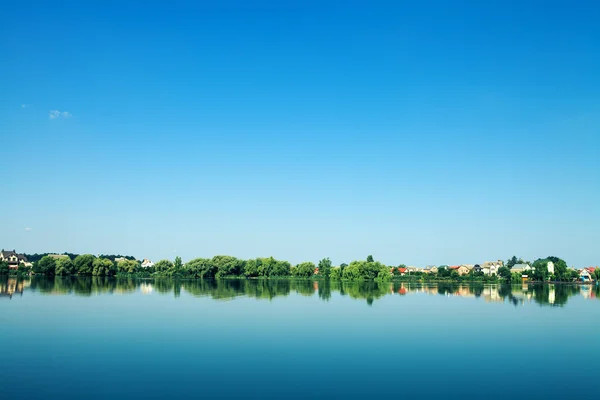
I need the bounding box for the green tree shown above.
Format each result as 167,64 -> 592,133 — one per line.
547,256 -> 568,281
212,255 -> 242,278
498,266 -> 512,282
329,267 -> 342,280
174,256 -> 183,271
531,259 -> 549,281
117,259 -> 139,274
154,259 -> 174,274
74,254 -> 95,275
35,256 -> 57,276
437,266 -> 450,278
55,257 -> 74,276
242,259 -> 259,278
318,258 -> 332,278
93,258 -> 116,276
185,258 -> 216,278
294,262 -> 316,278
506,256 -> 524,269
366,255 -> 374,263
0,261 -> 9,275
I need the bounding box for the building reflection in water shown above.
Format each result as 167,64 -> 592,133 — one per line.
2,276 -> 599,307
0,278 -> 29,299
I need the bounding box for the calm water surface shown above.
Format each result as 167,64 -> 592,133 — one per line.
2,277 -> 599,399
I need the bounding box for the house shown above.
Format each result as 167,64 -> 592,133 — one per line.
547,261 -> 555,275
115,257 -> 127,263
48,254 -> 69,259
423,265 -> 438,274
585,267 -> 596,277
449,266 -> 469,276
579,269 -> 593,282
140,259 -> 154,269
0,250 -> 29,269
472,265 -> 483,273
398,267 -> 408,276
511,264 -> 532,273
482,260 -> 504,276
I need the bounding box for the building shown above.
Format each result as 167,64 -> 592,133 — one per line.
423,265 -> 438,274
547,261 -> 555,275
511,264 -> 532,273
482,260 -> 504,276
472,265 -> 483,273
0,250 -> 29,269
449,266 -> 469,276
48,254 -> 69,260
115,257 -> 127,263
140,259 -> 154,269
579,269 -> 593,282
398,267 -> 408,276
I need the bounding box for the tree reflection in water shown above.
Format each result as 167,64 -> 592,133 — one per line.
3,276 -> 598,307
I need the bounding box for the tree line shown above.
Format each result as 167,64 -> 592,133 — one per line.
2,253 -> 597,283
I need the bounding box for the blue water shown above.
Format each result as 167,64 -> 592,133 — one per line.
1,278 -> 599,399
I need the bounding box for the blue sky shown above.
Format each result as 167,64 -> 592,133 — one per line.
1,1 -> 599,267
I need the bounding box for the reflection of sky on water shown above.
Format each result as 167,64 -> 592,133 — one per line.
1,277 -> 599,400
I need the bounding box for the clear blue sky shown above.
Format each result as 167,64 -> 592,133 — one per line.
1,1 -> 599,268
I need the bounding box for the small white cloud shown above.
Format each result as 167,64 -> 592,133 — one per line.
49,110 -> 72,119
25,227 -> 32,232
21,104 -> 29,108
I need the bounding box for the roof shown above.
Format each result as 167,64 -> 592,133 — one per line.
1,250 -> 17,257
398,267 -> 407,273
449,266 -> 461,270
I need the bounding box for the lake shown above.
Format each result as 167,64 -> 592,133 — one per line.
1,277 -> 599,399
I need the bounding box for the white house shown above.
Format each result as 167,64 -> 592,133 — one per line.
141,259 -> 154,268
579,269 -> 592,282
547,261 -> 555,275
482,260 -> 504,276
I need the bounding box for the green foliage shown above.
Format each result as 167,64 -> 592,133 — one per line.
154,259 -> 174,274
185,258 -> 216,278
498,266 -> 512,281
293,262 -> 316,278
92,258 -> 116,276
256,257 -> 290,277
34,256 -> 57,276
329,267 -> 342,280
342,260 -> 389,281
366,255 -> 374,263
74,254 -> 95,276
212,255 -> 243,278
242,259 -> 259,278
174,256 -> 183,271
506,256 -> 525,269
531,259 -> 549,281
0,261 -> 9,275
318,258 -> 332,278
117,259 -> 139,274
55,257 -> 74,276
